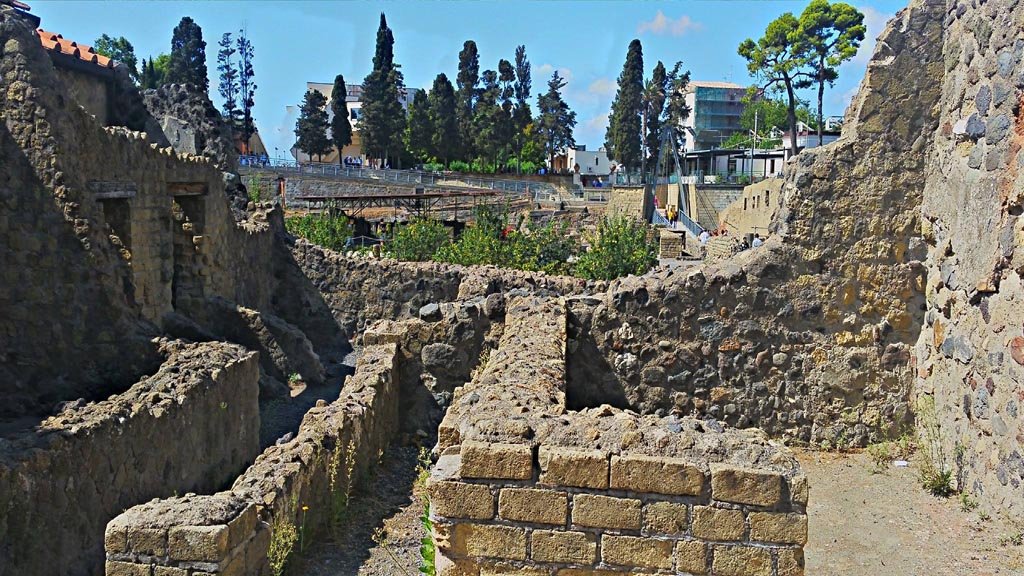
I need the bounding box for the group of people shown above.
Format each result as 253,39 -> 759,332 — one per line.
698,227 -> 764,255
239,153 -> 270,167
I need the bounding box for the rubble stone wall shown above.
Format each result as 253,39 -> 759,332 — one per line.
104,338 -> 403,576
0,341 -> 260,576
718,179 -> 784,237
914,0 -> 1024,516
430,297 -> 806,576
565,0 -> 946,447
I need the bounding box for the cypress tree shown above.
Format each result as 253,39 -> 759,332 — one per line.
360,13 -> 406,167
166,17 -> 208,92
428,73 -> 459,167
216,32 -> 238,127
605,39 -> 644,173
236,30 -> 257,153
662,61 -> 692,172
405,89 -> 433,162
330,74 -> 353,165
643,61 -> 668,175
455,40 -> 480,161
295,89 -> 331,162
473,69 -> 502,168
537,71 -> 577,169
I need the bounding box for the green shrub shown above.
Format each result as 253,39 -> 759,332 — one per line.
448,160 -> 471,173
390,219 -> 450,261
433,206 -> 574,274
285,211 -> 353,252
917,395 -> 955,497
422,162 -> 444,172
574,215 -> 659,280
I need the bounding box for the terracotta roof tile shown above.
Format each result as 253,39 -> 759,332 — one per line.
36,28 -> 113,69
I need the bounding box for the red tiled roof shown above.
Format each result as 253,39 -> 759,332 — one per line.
37,29 -> 113,69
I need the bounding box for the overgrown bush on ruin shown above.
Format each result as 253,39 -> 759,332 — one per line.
389,218 -> 450,261
286,211 -> 354,251
433,207 -> 575,274
573,214 -> 659,280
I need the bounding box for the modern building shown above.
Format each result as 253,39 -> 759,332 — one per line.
780,122 -> 841,152
289,81 -> 418,164
680,81 -> 747,152
550,145 -> 612,186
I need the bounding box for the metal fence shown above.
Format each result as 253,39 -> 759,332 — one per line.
240,157 -> 557,197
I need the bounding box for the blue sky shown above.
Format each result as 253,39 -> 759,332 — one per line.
34,0 -> 905,157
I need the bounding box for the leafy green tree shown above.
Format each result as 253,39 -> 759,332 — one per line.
295,89 -> 331,162
519,122 -> 546,166
799,0 -> 865,145
642,61 -> 667,176
574,215 -> 658,280
455,40 -> 480,161
167,17 -> 208,93
285,212 -> 353,251
738,13 -> 814,157
236,30 -> 257,152
660,61 -> 691,170
472,69 -> 503,169
606,39 -> 644,173
720,90 -> 817,149
94,34 -> 139,83
537,71 -> 577,170
360,13 -> 406,167
141,54 -> 171,90
428,73 -> 459,167
216,33 -> 238,126
330,74 -> 353,164
405,89 -> 433,162
390,219 -> 450,261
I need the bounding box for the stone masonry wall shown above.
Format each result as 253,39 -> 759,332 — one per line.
0,340 -> 260,576
430,297 -> 806,576
565,0 -> 946,447
914,0 -> 1024,516
104,336 -> 403,575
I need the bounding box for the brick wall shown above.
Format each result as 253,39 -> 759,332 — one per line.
0,341 -> 260,576
429,443 -> 807,576
430,296 -> 807,576
103,335 -> 404,575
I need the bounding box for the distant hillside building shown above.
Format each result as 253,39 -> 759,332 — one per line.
550,145 -> 612,186
290,81 -> 417,164
680,81 -> 747,152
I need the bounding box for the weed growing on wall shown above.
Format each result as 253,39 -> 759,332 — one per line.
415,447 -> 436,576
247,175 -> 266,203
268,517 -> 299,576
328,438 -> 358,540
917,395 -> 955,496
285,211 -> 354,252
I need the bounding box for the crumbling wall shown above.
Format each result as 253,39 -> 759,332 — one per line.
566,0 -> 946,446
104,337 -> 403,575
431,297 -> 807,576
0,341 -> 260,576
915,0 -> 1024,516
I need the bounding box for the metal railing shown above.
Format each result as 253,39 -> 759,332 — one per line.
240,157 -> 557,197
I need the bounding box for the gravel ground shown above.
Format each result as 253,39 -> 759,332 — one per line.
798,449 -> 1024,576
259,358 -> 355,451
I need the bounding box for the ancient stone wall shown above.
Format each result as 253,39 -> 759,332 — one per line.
0,340 -> 260,576
719,179 -> 784,237
914,0 -> 1024,516
431,297 -> 806,576
565,0 -> 946,447
104,338 -> 403,575
54,66 -> 110,125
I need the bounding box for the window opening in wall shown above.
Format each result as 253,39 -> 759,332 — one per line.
171,196 -> 206,313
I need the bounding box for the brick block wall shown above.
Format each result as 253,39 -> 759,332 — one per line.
428,442 -> 807,576
103,338 -> 403,575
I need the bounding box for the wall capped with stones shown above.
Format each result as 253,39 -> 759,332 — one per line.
914,0 -> 1024,517
0,340 -> 260,576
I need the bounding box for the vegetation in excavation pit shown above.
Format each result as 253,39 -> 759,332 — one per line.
286,211 -> 354,252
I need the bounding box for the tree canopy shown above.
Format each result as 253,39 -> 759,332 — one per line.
236,30 -> 257,151
295,89 -> 331,162
605,39 -> 644,172
360,13 -> 407,166
798,0 -> 864,145
140,54 -> 169,90
405,88 -> 433,162
537,71 -> 576,169
428,73 -> 459,166
166,17 -> 208,93
455,40 -> 480,161
330,74 -> 353,164
216,33 -> 238,125
94,35 -> 139,83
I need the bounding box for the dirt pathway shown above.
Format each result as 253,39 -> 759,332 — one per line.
798,449 -> 1024,576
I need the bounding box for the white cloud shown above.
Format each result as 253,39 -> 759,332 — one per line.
537,63 -> 573,83
637,11 -> 701,37
849,6 -> 893,65
585,113 -> 609,133
588,78 -> 616,97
